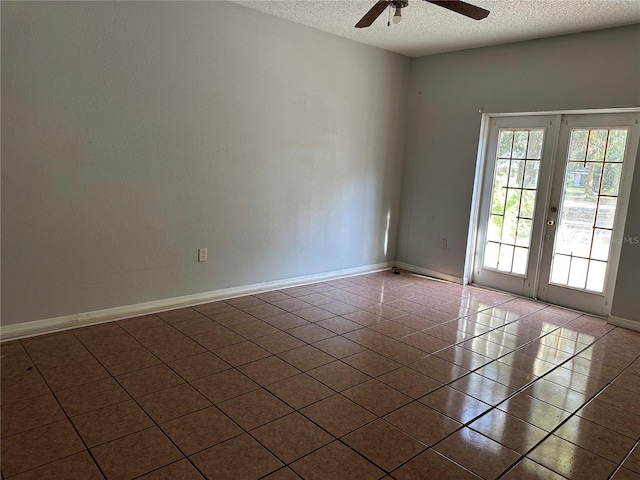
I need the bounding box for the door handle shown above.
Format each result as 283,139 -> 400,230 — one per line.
547,220 -> 556,226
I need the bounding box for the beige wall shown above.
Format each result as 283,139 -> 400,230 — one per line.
1,2 -> 409,325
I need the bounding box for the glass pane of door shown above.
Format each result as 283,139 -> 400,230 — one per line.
483,129 -> 544,275
549,128 -> 628,293
471,115 -> 557,298
536,111 -> 640,316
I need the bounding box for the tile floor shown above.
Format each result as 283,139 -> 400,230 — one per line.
2,270 -> 640,479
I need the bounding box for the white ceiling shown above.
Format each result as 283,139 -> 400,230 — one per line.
231,0 -> 640,57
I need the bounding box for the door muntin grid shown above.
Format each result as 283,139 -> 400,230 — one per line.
550,128 -> 629,293
483,129 -> 544,276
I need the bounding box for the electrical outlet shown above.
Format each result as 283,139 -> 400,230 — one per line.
198,248 -> 207,262
440,238 -> 448,251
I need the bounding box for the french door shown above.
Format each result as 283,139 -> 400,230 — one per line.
472,111 -> 640,316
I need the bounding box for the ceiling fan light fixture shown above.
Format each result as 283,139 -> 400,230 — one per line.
392,6 -> 402,24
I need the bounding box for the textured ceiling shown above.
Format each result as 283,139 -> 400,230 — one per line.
231,0 -> 640,57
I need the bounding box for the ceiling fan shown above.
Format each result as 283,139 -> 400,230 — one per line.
355,0 -> 489,28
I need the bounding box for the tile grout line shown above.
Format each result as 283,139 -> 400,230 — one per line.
4,273 -> 639,479
62,317 -> 217,480
490,332 -> 640,480
134,284 -> 527,477
607,439 -> 640,480
9,341 -> 111,480
374,312 -> 629,477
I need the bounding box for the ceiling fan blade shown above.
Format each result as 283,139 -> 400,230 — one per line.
355,0 -> 392,28
427,1 -> 489,20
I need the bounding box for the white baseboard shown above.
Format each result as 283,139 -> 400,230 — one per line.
608,314 -> 640,331
393,262 -> 464,285
0,262 -> 393,341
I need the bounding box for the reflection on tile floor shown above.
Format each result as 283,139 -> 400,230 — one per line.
2,270 -> 640,479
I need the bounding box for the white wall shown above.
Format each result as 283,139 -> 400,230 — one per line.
1,2 -> 409,326
397,25 -> 640,319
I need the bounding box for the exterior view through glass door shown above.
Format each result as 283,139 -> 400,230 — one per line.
471,111 -> 639,316
472,115 -> 558,299
537,113 -> 640,315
